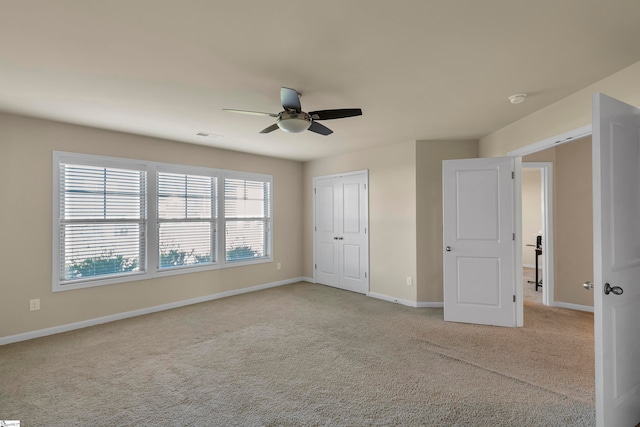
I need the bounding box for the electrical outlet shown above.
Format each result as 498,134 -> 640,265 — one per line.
406,276 -> 413,286
277,262 -> 281,270
30,298 -> 40,311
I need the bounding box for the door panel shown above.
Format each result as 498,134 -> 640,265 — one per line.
456,169 -> 500,240
613,296 -> 640,399
457,257 -> 500,306
343,244 -> 361,279
593,93 -> 640,426
443,157 -> 517,327
342,182 -> 361,234
609,122 -> 640,271
318,186 -> 335,232
318,242 -> 336,273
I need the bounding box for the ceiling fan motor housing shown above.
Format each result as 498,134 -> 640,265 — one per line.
277,111 -> 312,133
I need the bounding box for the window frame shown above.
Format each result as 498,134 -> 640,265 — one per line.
155,165 -> 219,272
52,151 -> 273,292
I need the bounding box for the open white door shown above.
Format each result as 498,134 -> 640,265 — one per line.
443,157 -> 519,327
592,93 -> 640,427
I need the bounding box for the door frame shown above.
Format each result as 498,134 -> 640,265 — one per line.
312,169 -> 370,288
521,162 -> 554,307
508,124 -> 592,157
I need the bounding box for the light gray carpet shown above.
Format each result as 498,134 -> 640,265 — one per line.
0,279 -> 594,426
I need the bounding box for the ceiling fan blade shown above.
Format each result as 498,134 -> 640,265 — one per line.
281,87 -> 301,112
308,121 -> 333,136
259,123 -> 280,134
223,109 -> 278,118
309,108 -> 362,120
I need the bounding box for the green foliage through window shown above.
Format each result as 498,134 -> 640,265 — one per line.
159,247 -> 211,268
68,251 -> 138,279
226,245 -> 258,261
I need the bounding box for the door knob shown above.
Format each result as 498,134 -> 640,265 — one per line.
338,237 -> 344,240
604,283 -> 623,295
583,281 -> 594,290
445,246 -> 451,252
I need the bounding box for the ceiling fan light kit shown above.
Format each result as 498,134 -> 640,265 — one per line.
223,87 -> 362,136
277,111 -> 312,133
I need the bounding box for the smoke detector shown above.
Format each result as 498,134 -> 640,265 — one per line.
508,94 -> 528,104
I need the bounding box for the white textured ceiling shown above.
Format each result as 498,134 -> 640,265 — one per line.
1,1 -> 640,161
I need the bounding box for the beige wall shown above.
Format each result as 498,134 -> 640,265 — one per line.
479,61 -> 640,158
303,141 -> 418,302
0,113 -> 304,339
554,138 -> 593,306
303,139 -> 478,305
522,137 -> 593,307
521,169 -> 542,266
416,140 -> 478,302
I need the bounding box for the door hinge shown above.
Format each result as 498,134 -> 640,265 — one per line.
513,233 -> 515,241
365,272 -> 367,278
314,188 -> 316,194
315,264 -> 317,269
512,171 -> 515,179
365,227 -> 367,234
315,226 -> 317,231
364,183 -> 367,190
513,295 -> 516,302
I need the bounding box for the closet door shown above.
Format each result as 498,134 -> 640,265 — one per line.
315,177 -> 339,287
314,171 -> 369,294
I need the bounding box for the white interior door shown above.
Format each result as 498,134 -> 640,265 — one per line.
443,157 -> 518,327
592,93 -> 640,427
314,171 -> 369,294
315,179 -> 339,287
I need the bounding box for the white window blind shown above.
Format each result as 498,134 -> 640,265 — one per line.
157,172 -> 217,269
224,177 -> 271,262
59,163 -> 146,283
54,152 -> 274,290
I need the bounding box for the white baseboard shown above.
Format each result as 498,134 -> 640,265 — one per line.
0,277 -> 305,346
368,292 -> 444,308
368,292 -> 417,307
416,302 -> 444,308
366,292 -> 435,308
552,302 -> 594,313
300,276 -> 315,283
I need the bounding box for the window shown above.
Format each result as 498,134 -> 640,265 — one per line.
224,176 -> 272,262
157,171 -> 217,269
53,152 -> 272,291
57,161 -> 146,285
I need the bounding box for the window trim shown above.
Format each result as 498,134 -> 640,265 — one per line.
52,151 -> 273,292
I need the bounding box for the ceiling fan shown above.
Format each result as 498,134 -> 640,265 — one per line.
223,87 -> 362,136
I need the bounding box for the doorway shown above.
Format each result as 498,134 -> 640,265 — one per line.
521,162 -> 553,307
